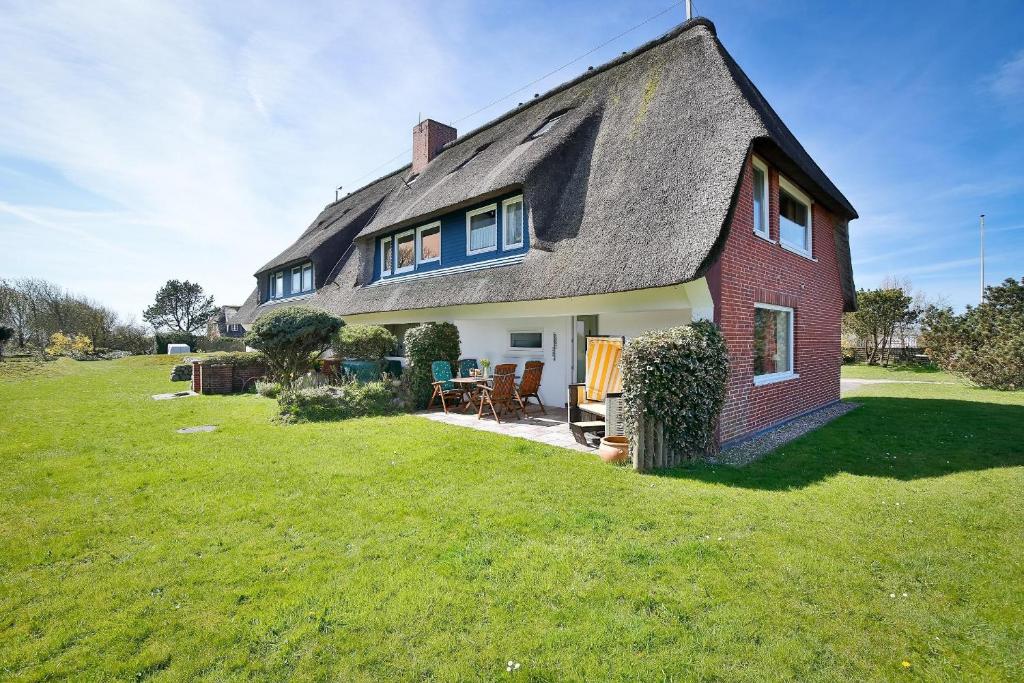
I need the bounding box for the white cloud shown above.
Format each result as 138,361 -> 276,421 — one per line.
0,0 -> 468,316
990,48 -> 1024,100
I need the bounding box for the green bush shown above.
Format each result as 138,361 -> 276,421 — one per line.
255,380 -> 282,398
332,324 -> 396,361
620,321 -> 729,461
196,336 -> 246,353
278,381 -> 396,422
244,306 -> 342,386
195,351 -> 266,367
921,277 -> 1024,390
404,322 -> 460,409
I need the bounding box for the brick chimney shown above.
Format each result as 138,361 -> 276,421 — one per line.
412,119 -> 457,174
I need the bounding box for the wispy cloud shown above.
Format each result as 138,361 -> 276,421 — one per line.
989,48 -> 1024,100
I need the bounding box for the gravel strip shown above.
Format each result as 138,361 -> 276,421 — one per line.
711,401 -> 860,467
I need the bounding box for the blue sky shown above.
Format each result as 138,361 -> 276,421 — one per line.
1,0 -> 1022,319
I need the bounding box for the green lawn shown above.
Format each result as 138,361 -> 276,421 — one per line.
2,357 -> 1022,681
841,362 -> 957,383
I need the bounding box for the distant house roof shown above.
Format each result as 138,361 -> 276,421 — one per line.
236,17 -> 856,324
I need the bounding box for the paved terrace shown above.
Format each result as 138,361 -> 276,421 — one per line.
418,406 -> 592,453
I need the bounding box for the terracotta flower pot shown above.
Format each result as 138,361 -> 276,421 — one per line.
598,435 -> 630,464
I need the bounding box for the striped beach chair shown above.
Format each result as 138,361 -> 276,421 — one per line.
568,336 -> 625,445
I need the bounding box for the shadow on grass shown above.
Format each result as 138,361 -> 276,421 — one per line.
663,397 -> 1024,490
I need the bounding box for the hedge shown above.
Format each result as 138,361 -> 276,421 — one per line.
332,324 -> 396,361
194,351 -> 267,367
620,321 -> 729,462
404,323 -> 460,409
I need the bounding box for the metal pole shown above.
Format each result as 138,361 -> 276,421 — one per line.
686,0 -> 692,20
980,213 -> 985,304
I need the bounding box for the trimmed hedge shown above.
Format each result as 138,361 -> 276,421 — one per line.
404,323 -> 460,409
332,324 -> 396,361
620,321 -> 729,461
194,351 -> 266,367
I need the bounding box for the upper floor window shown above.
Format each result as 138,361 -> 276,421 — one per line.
753,303 -> 795,385
381,236 -> 393,276
778,176 -> 812,256
270,271 -> 284,299
302,263 -> 313,291
502,195 -> 524,250
752,157 -> 769,238
466,204 -> 498,255
395,230 -> 415,274
417,222 -> 441,264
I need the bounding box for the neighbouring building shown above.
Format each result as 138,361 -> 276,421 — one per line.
233,18 -> 858,446
208,305 -> 245,339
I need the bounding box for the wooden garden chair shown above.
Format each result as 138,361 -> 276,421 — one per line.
515,362 -> 545,415
493,363 -> 517,376
477,372 -> 521,423
427,361 -> 463,413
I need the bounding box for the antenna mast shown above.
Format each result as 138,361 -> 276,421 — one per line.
979,213 -> 986,304
686,0 -> 692,20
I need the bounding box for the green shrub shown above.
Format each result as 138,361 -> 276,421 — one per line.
255,380 -> 281,398
195,351 -> 266,367
620,321 -> 729,461
332,324 -> 396,361
244,306 -> 343,387
196,336 -> 246,353
278,381 -> 396,422
404,322 -> 460,409
921,277 -> 1024,390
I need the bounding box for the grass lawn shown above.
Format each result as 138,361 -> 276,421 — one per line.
2,356 -> 1022,681
841,362 -> 957,383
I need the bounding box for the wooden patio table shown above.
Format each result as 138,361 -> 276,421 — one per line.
451,376 -> 519,414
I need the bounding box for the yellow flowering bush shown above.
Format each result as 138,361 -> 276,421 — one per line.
46,332 -> 93,357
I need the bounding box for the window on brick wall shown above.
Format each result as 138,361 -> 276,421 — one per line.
778,176 -> 813,256
752,157 -> 769,238
753,304 -> 796,385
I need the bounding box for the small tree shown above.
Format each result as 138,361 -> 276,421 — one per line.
404,323 -> 460,409
244,306 -> 343,387
921,277 -> 1024,390
0,326 -> 13,360
143,280 -> 218,334
843,287 -> 916,365
332,324 -> 397,360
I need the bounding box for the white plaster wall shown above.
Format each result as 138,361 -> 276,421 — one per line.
598,309 -> 693,339
454,316 -> 573,408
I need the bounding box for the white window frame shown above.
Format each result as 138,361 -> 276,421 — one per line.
778,175 -> 813,258
301,263 -> 313,291
752,156 -> 770,240
394,229 -> 416,274
291,266 -> 302,294
274,271 -> 284,299
501,195 -> 525,250
380,236 -> 393,277
508,330 -> 543,352
416,221 -> 442,265
752,303 -> 798,386
465,203 -> 498,256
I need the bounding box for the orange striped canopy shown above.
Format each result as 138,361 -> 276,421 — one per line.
585,337 -> 623,402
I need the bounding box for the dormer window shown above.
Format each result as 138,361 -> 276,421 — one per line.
270,271 -> 284,299
528,110 -> 568,140
502,195 -> 524,250
395,230 -> 416,274
466,204 -> 498,255
381,236 -> 393,276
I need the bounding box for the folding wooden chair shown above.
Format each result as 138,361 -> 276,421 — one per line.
427,361 -> 463,413
516,362 -> 545,415
478,372 -> 521,423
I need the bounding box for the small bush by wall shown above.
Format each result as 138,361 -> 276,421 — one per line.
278,381 -> 396,422
194,351 -> 266,367
196,336 -> 246,353
332,324 -> 397,361
621,321 -> 729,466
404,323 -> 460,409
244,306 -> 342,386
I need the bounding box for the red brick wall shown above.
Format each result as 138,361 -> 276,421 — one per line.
201,364 -> 233,395
708,153 -> 844,444
192,362 -> 267,394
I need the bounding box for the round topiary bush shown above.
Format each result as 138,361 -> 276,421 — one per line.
620,321 -> 729,463
244,306 -> 343,387
332,324 -> 397,361
404,322 -> 460,409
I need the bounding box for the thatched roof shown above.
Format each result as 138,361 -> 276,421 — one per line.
235,17 -> 857,324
